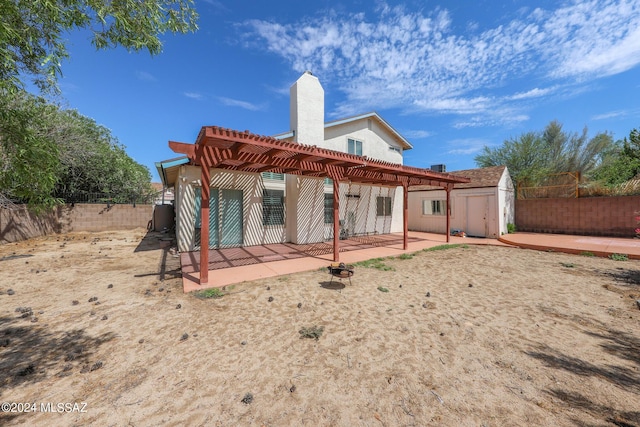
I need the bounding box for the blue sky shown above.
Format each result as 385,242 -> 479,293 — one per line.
56,0 -> 640,181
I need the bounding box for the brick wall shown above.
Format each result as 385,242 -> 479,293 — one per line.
0,204 -> 154,244
515,196 -> 640,237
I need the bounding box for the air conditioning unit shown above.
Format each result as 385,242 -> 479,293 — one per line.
430,164 -> 446,173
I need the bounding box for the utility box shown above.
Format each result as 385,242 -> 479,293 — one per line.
153,204 -> 175,232
430,164 -> 446,173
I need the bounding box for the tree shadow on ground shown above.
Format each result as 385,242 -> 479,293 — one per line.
527,328 -> 640,426
584,329 -> 640,369
546,389 -> 640,427
526,333 -> 639,393
0,315 -> 115,394
599,267 -> 640,288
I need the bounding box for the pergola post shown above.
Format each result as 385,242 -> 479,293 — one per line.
446,184 -> 452,243
402,183 -> 409,250
332,178 -> 340,262
199,163 -> 212,285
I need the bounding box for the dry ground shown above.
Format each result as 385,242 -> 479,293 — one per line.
0,229 -> 639,426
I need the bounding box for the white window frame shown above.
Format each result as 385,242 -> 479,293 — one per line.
262,189 -> 285,226
422,199 -> 448,216
376,196 -> 392,217
324,193 -> 334,224
261,172 -> 284,181
347,138 -> 363,156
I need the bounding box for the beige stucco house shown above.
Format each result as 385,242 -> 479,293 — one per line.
157,72 -> 423,252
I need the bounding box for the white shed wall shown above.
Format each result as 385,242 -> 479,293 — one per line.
408,187 -> 502,238
497,171 -> 516,234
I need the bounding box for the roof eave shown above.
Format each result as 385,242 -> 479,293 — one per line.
155,156 -> 190,187
324,112 -> 413,150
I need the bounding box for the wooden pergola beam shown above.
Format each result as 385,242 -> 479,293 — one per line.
169,126 -> 470,287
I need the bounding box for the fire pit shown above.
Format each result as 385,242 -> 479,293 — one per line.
327,262 -> 354,286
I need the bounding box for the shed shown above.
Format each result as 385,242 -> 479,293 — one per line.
408,166 -> 515,238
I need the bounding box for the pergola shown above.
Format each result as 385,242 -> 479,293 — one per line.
170,126 -> 470,286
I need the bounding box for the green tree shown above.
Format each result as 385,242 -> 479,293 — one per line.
1,0 -> 198,93
591,128 -> 640,186
1,89 -> 153,206
53,109 -> 153,201
475,120 -> 613,186
0,89 -> 62,208
474,131 -> 549,185
0,0 -> 197,208
541,120 -> 612,175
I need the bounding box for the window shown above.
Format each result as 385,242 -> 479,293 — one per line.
376,196 -> 392,217
263,189 -> 284,225
324,177 -> 333,186
348,138 -> 363,156
389,146 -> 401,154
324,193 -> 334,224
422,200 -> 446,215
262,172 -> 284,181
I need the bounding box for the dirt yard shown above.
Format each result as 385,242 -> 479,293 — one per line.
0,229 -> 639,426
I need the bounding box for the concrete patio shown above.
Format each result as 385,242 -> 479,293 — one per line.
178,231 -> 640,292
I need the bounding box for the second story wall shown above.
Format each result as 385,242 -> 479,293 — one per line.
323,118 -> 404,164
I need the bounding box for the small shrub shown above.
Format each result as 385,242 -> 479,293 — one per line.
195,288 -> 225,299
299,326 -> 324,340
424,244 -> 463,252
377,286 -> 389,293
609,253 -> 628,261
580,251 -> 595,257
354,258 -> 394,271
507,223 -> 516,234
397,253 -> 414,260
560,262 -> 575,268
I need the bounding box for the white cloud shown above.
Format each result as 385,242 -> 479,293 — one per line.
244,0 -> 640,125
202,0 -> 230,12
264,83 -> 290,97
218,97 -> 264,111
447,138 -> 491,155
541,0 -> 640,79
413,96 -> 492,115
591,110 -> 627,120
184,92 -> 204,100
136,71 -> 157,82
453,111 -> 529,129
402,129 -> 432,139
508,87 -> 555,100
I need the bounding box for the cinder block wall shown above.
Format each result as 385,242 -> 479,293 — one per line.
1,204 -> 154,244
515,196 -> 640,237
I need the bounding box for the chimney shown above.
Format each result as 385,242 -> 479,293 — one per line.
290,71 -> 324,145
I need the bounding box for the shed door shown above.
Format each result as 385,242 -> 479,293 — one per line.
466,196 -> 488,237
